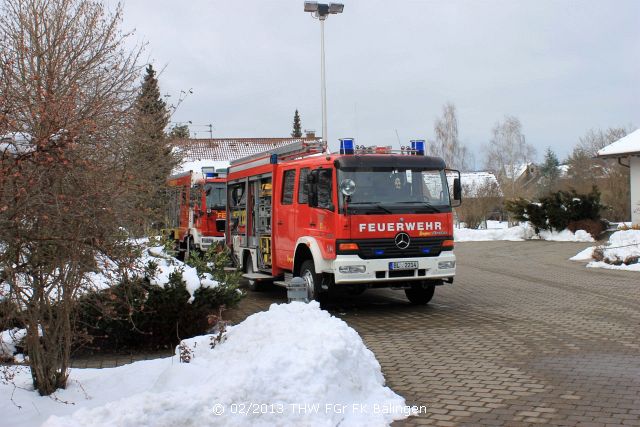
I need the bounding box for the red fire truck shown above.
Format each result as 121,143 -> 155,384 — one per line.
226,139 -> 461,304
165,166 -> 227,257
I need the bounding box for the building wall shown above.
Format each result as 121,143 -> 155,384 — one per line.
631,156 -> 640,225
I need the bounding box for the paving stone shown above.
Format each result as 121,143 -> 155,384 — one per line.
72,241 -> 640,427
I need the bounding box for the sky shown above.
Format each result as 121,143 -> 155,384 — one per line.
120,0 -> 639,169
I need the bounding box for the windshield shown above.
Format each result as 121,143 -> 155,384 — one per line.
337,168 -> 451,213
205,183 -> 226,209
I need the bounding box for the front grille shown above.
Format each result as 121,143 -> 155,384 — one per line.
338,237 -> 447,259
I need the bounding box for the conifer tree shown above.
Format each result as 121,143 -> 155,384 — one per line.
291,109 -> 302,138
127,65 -> 180,234
136,65 -> 170,140
538,147 -> 560,196
170,124 -> 190,139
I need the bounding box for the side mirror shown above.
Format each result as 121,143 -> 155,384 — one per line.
446,169 -> 462,207
453,178 -> 462,201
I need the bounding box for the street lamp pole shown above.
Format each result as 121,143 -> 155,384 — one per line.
320,18 -> 327,150
304,2 -> 344,151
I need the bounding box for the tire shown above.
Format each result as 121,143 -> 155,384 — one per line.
300,260 -> 324,302
244,253 -> 262,291
405,282 -> 436,305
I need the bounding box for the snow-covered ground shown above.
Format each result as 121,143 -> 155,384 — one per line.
454,222 -> 594,243
0,242 -> 223,363
1,302 -> 413,427
570,230 -> 640,272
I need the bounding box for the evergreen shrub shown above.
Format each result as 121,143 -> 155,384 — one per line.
77,245 -> 242,351
505,186 -> 606,238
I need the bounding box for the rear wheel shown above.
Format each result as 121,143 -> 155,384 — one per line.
405,282 -> 436,305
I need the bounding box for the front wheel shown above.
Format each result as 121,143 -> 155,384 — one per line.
299,260 -> 325,302
405,282 -> 436,305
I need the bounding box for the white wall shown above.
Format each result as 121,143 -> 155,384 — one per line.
631,156 -> 640,225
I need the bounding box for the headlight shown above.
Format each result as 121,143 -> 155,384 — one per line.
339,265 -> 366,274
438,261 -> 456,269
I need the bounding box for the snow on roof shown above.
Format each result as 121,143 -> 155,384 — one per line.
459,171 -> 502,197
0,133 -> 34,155
597,129 -> 640,158
176,137 -> 321,162
557,164 -> 569,178
173,159 -> 230,175
503,163 -> 532,180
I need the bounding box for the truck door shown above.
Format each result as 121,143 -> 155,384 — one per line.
274,169 -> 296,270
306,167 -> 337,253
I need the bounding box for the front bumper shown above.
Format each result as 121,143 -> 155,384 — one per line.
329,252 -> 456,285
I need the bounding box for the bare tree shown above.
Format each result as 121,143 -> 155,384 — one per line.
566,127 -> 630,221
484,115 -> 536,199
0,0 -> 143,395
428,103 -> 469,170
456,178 -> 503,229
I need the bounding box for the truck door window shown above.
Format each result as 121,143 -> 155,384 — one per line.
281,169 -> 296,205
316,168 -> 334,211
298,168 -> 310,204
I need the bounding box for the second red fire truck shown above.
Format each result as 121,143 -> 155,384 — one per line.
226,139 -> 461,304
165,165 -> 228,257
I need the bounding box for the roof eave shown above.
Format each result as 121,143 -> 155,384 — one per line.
597,151 -> 640,159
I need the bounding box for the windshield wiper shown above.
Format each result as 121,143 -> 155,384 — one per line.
392,201 -> 442,213
347,202 -> 392,214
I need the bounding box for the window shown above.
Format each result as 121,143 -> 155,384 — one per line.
281,169 -> 296,205
316,168 -> 333,210
336,168 -> 450,213
298,168 -> 310,204
204,183 -> 226,209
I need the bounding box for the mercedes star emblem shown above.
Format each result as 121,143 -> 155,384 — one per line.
395,232 -> 410,249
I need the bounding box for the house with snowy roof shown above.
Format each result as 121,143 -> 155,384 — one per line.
597,129 -> 640,225
173,131 -> 321,174
460,171 -> 502,198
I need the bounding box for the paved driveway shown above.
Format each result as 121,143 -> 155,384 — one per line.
228,241 -> 640,426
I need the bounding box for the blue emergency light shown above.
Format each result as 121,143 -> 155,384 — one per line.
339,138 -> 355,155
410,140 -> 425,156
201,167 -> 216,178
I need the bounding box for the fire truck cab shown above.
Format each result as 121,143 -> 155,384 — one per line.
226,139 -> 461,304
165,166 -> 227,256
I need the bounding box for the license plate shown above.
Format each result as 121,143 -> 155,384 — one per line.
389,261 -> 419,270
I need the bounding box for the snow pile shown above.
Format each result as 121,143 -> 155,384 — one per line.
143,245 -> 219,302
0,302 -> 411,427
85,242 -> 220,302
570,230 -> 640,272
539,229 -> 594,242
455,223 -> 595,243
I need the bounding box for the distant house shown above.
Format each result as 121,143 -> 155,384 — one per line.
504,163 -> 539,195
175,131 -> 320,163
172,131 -> 321,174
455,171 -> 504,226
597,129 -> 640,225
460,171 -> 502,198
